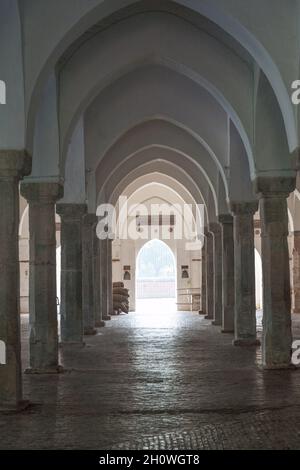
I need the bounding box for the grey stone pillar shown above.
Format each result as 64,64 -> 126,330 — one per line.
256,177 -> 295,369
205,231 -> 214,320
21,182 -> 63,373
82,214 -> 97,335
200,235 -> 207,315
93,228 -> 105,327
100,239 -> 111,321
209,223 -> 222,326
107,239 -> 114,316
219,215 -> 235,333
231,202 -> 259,346
292,231 -> 300,314
56,203 -> 86,344
0,151 -> 31,409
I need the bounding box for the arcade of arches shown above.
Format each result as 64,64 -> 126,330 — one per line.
2,0 -> 300,449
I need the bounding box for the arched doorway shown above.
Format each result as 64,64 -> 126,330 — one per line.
255,249 -> 263,311
255,248 -> 263,331
136,239 -> 176,311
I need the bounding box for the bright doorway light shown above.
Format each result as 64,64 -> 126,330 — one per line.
136,240 -> 176,309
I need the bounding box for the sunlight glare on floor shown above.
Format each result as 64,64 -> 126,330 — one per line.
132,298 -> 190,328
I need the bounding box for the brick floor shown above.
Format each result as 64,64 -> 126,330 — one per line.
1,305 -> 300,449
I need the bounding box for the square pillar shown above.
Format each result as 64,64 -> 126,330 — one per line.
0,150 -> 31,409
107,239 -> 114,317
292,231 -> 300,313
100,238 -> 111,321
204,231 -> 214,320
82,214 -> 97,335
56,203 -> 87,344
255,177 -> 295,369
200,234 -> 207,315
93,228 -> 105,327
231,202 -> 259,347
208,222 -> 222,326
219,214 -> 235,333
21,181 -> 63,374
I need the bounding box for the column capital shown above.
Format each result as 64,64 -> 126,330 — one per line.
56,203 -> 87,221
208,222 -> 221,234
218,214 -> 233,225
82,213 -> 97,227
254,176 -> 296,198
230,201 -> 258,215
0,150 -> 32,178
21,181 -> 63,203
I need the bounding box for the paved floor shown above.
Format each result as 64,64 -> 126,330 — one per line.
1,300 -> 300,450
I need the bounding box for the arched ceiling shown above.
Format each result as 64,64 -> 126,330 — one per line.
116,181 -> 200,241
108,163 -> 209,225
1,1 -> 296,214
114,173 -> 203,232
96,146 -> 221,222
19,0 -> 298,155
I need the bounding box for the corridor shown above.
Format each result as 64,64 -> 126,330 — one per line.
1,310 -> 300,450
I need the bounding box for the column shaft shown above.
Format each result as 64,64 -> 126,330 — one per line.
93,229 -> 105,327
82,214 -> 97,335
209,223 -> 222,326
219,215 -> 235,333
100,239 -> 111,321
200,238 -> 207,315
107,239 -> 113,316
256,177 -> 295,368
205,232 -> 214,320
57,204 -> 86,344
0,151 -> 31,408
293,231 -> 300,313
231,202 -> 259,346
21,182 -> 63,373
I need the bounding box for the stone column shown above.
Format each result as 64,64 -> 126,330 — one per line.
230,202 -> 259,346
292,231 -> 300,314
209,223 -> 222,326
200,235 -> 207,315
255,177 -> 295,369
107,239 -> 114,317
205,231 -> 214,320
21,182 -> 63,373
93,227 -> 105,327
0,151 -> 31,409
82,214 -> 97,335
100,238 -> 111,321
56,203 -> 86,344
219,215 -> 235,333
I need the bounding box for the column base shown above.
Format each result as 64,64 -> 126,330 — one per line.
260,362 -> 297,371
221,328 -> 234,334
292,309 -> 300,314
0,400 -> 31,413
95,321 -> 106,328
60,341 -> 85,348
211,320 -> 221,326
103,315 -> 111,321
204,314 -> 213,320
25,365 -> 65,375
84,327 -> 97,336
198,311 -> 206,315
233,338 -> 261,347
